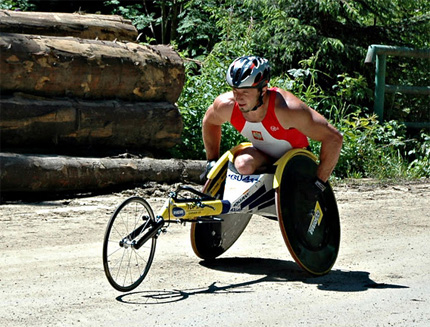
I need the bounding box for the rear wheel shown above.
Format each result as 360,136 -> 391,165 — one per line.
102,197 -> 157,292
275,150 -> 340,275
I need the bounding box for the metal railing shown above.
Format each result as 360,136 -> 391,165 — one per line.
364,44 -> 430,128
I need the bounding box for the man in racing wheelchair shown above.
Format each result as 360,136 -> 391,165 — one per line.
195,56 -> 343,274
202,55 -> 343,193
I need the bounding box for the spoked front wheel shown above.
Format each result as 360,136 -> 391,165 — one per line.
102,196 -> 159,292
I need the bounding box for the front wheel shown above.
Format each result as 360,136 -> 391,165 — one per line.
102,197 -> 157,292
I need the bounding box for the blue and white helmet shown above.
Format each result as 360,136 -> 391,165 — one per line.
226,56 -> 270,89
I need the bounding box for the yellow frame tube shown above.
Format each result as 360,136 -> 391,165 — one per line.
157,198 -> 227,221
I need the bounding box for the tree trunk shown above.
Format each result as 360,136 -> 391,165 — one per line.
0,153 -> 205,195
0,9 -> 138,41
0,94 -> 183,153
0,33 -> 185,103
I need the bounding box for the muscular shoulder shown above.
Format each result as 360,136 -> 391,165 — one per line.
273,88 -> 311,129
204,91 -> 235,126
273,88 -> 304,109
212,91 -> 235,122
213,91 -> 235,111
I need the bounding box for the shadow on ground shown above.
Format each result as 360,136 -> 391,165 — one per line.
116,257 -> 408,304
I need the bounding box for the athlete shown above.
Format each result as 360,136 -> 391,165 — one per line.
202,56 -> 343,193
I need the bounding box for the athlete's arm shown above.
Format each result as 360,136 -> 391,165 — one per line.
276,91 -> 343,182
202,93 -> 234,161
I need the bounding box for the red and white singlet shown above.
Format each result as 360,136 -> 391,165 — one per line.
230,87 -> 309,158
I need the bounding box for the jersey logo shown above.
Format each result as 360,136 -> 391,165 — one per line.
252,131 -> 264,140
270,126 -> 279,132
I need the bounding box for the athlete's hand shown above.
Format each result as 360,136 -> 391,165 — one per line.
200,160 -> 217,181
303,177 -> 327,201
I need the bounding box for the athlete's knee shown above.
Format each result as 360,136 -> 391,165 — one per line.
234,154 -> 256,175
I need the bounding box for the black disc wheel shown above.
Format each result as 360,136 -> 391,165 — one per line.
276,150 -> 341,275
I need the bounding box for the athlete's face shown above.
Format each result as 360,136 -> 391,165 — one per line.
232,88 -> 260,112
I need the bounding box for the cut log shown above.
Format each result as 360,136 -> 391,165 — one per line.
0,94 -> 183,153
0,10 -> 138,41
0,33 -> 185,103
0,153 -> 205,195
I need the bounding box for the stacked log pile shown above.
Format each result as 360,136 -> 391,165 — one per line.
0,10 -> 185,152
0,10 -> 139,40
0,10 -> 202,196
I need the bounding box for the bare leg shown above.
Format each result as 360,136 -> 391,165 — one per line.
234,147 -> 273,175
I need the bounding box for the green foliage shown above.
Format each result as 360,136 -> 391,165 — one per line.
103,0 -> 220,54
104,0 -> 154,41
407,132 -> 430,177
0,0 -> 35,10
337,115 -> 407,179
340,119 -> 430,180
176,0 -> 221,57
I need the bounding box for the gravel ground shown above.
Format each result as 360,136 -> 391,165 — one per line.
1,180 -> 429,326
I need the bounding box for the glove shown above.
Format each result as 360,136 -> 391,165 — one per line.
314,177 -> 327,194
200,160 -> 217,181
302,177 -> 327,201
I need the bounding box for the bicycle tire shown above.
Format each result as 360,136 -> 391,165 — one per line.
102,196 -> 157,292
275,150 -> 341,275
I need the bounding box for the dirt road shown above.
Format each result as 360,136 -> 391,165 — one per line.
1,180 -> 429,326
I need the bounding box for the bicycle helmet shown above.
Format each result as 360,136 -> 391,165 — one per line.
226,56 -> 270,89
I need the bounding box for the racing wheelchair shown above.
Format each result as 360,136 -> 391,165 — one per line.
102,143 -> 340,292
